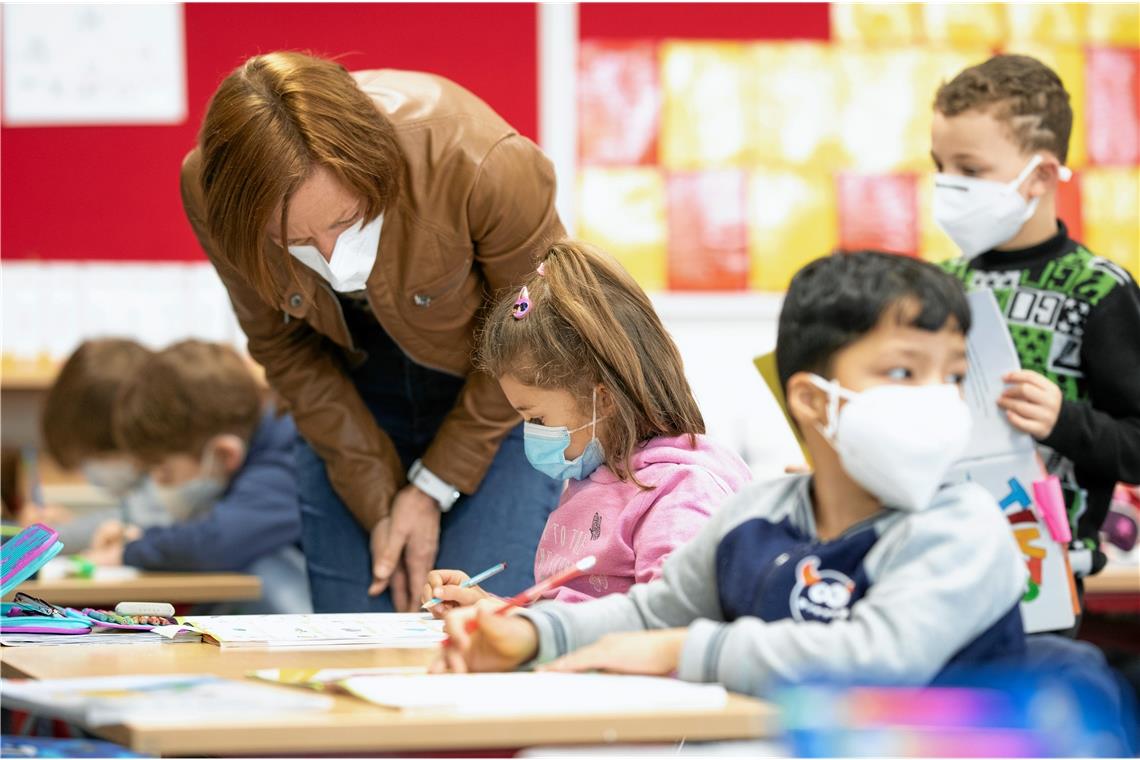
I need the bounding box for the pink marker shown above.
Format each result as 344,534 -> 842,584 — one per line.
1033,475 -> 1071,543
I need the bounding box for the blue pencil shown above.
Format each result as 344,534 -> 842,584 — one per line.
421,561 -> 507,609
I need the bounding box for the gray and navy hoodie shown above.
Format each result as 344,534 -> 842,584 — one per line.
519,474 -> 1028,698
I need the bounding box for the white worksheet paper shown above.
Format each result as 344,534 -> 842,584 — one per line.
339,672 -> 728,715
179,612 -> 446,648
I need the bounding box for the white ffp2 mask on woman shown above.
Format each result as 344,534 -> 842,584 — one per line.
288,214 -> 383,293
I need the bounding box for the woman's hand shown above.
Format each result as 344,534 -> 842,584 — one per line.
369,484 -> 441,610
538,629 -> 688,676
430,600 -> 539,673
421,569 -> 491,619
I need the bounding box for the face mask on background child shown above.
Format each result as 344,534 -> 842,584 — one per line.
287,214 -> 382,293
524,389 -> 606,481
81,459 -> 141,497
809,375 -> 972,511
155,448 -> 230,522
933,155 -> 1070,259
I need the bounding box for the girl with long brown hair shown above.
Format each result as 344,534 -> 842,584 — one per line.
422,241 -> 751,610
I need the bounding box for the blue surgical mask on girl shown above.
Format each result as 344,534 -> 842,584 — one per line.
523,389 -> 606,481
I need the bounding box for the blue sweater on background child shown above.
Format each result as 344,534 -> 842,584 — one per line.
122,412 -> 309,612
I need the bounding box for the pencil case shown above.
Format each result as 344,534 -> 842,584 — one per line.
0,523 -> 92,634
0,603 -> 91,634
1,523 -> 63,592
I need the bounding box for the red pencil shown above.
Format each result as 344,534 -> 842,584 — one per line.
440,555 -> 598,645
465,554 -> 597,632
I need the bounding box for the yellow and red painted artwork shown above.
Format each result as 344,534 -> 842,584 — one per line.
577,3 -> 1140,292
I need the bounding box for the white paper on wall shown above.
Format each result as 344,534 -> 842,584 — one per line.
2,4 -> 186,126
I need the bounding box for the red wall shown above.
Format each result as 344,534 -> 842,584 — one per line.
1,3 -> 539,262
579,3 -> 830,40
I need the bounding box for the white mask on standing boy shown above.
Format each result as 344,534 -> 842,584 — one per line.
933,155 -> 1071,259
288,214 -> 383,293
809,375 -> 972,511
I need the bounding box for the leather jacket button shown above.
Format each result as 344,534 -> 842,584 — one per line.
413,294 -> 432,307
289,293 -> 304,309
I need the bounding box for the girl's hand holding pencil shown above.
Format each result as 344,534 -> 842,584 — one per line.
420,562 -> 504,618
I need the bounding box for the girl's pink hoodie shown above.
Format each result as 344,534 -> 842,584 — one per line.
534,434 -> 752,603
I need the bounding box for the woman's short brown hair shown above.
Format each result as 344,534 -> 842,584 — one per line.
113,340 -> 264,465
478,240 -> 705,487
41,338 -> 153,468
198,51 -> 405,303
934,54 -> 1073,163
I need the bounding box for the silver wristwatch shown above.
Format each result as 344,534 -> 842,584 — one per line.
407,459 -> 462,512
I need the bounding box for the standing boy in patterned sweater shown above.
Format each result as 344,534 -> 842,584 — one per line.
932,54 -> 1140,581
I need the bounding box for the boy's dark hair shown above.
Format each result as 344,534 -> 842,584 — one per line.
934,54 -> 1072,163
113,340 -> 264,465
776,252 -> 972,391
42,338 -> 153,468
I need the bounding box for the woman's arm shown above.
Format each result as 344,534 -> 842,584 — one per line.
418,135 -> 565,494
180,150 -> 403,532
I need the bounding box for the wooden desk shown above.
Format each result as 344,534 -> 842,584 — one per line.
5,572 -> 262,607
0,644 -> 775,756
1084,563 -> 1140,614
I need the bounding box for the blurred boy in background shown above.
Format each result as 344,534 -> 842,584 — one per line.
36,339 -> 170,549
86,340 -> 311,614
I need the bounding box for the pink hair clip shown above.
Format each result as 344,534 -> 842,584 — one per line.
512,286 -> 532,319
536,261 -> 546,277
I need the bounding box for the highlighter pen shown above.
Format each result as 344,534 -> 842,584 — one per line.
421,561 -> 507,610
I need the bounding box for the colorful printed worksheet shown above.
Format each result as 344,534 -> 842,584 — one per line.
179,612 -> 445,649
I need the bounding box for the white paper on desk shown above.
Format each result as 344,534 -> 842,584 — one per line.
0,629 -> 200,647
338,672 -> 728,715
0,674 -> 331,727
962,290 -> 1035,460
180,612 -> 445,648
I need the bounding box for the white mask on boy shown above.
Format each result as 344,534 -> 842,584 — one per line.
288,214 -> 383,293
155,446 -> 234,522
933,155 -> 1070,259
809,375 -> 972,511
81,460 -> 141,498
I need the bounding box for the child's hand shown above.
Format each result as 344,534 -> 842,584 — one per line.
89,520 -> 142,549
85,521 -> 141,566
998,370 -> 1063,439
421,569 -> 491,618
430,600 -> 539,674
537,629 -> 688,677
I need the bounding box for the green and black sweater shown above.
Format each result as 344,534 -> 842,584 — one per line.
943,221 -> 1140,575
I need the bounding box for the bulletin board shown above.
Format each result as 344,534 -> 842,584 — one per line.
0,3 -> 539,262
577,3 -> 1140,292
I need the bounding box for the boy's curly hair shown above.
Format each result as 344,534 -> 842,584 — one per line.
935,54 -> 1073,163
